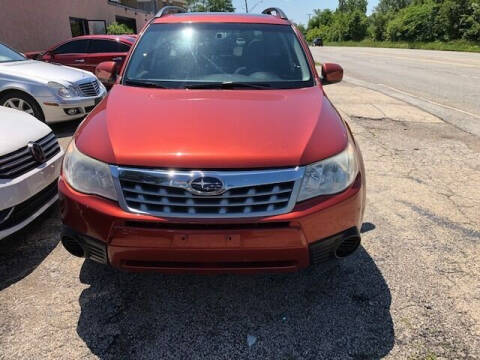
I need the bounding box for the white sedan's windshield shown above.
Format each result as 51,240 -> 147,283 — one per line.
0,44 -> 26,63
124,23 -> 313,89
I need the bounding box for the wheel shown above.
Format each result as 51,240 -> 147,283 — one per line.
0,91 -> 44,121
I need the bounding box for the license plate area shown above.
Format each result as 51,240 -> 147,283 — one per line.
173,233 -> 241,248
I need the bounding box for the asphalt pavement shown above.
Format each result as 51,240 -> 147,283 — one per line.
311,46 -> 480,136
0,48 -> 479,360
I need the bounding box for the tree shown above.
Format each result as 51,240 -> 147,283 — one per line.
296,24 -> 307,37
308,9 -> 334,29
107,22 -> 134,35
338,0 -> 368,14
186,0 -> 235,12
375,0 -> 412,14
461,0 -> 480,40
386,1 -> 440,42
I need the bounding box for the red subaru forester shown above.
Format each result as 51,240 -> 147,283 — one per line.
59,7 -> 366,273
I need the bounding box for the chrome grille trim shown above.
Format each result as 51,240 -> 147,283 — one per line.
77,80 -> 100,97
0,132 -> 61,179
112,166 -> 305,219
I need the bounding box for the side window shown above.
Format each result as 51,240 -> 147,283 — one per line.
88,40 -> 130,53
53,40 -> 89,54
117,42 -> 131,52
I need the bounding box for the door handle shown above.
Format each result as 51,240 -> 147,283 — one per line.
112,57 -> 123,61
74,59 -> 85,63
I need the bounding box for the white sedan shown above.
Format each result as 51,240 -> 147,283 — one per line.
0,107 -> 63,239
0,42 -> 106,123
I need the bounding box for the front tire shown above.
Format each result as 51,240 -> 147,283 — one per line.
0,91 -> 45,122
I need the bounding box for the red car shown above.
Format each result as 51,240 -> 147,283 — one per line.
25,35 -> 136,75
59,7 -> 366,274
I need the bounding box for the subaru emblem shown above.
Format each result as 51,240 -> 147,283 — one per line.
189,176 -> 225,195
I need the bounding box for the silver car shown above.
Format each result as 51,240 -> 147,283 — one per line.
0,42 -> 106,123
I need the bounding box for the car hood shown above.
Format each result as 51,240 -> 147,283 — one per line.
75,85 -> 348,169
0,107 -> 52,155
0,60 -> 93,85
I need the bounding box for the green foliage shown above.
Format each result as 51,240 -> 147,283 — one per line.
386,1 -> 439,42
323,39 -> 480,52
338,0 -> 368,13
296,24 -> 307,37
306,2 -> 368,43
462,0 -> 480,40
306,26 -> 329,42
186,0 -> 234,12
375,0 -> 412,14
107,22 -> 134,35
306,0 -> 480,46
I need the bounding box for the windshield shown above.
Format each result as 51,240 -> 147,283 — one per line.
124,23 -> 313,89
0,43 -> 26,63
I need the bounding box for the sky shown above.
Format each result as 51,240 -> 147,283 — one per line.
231,0 -> 379,25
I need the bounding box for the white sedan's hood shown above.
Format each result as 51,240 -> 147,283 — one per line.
0,60 -> 93,85
0,107 -> 52,155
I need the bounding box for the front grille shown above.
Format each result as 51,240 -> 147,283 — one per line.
0,181 -> 57,231
78,80 -> 100,97
0,132 -> 61,179
114,167 -> 304,218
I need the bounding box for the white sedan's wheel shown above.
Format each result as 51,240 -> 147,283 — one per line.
0,92 -> 44,121
3,98 -> 35,115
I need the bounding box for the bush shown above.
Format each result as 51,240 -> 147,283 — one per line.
107,22 -> 134,35
386,2 -> 439,42
306,26 -> 329,43
462,1 -> 480,40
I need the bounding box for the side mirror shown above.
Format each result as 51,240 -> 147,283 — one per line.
96,61 -> 118,86
321,63 -> 343,85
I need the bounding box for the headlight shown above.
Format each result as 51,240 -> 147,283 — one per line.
48,81 -> 78,98
63,141 -> 118,201
297,141 -> 359,202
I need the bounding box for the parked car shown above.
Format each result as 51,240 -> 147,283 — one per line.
60,7 -> 366,273
25,35 -> 136,76
313,37 -> 323,46
0,107 -> 63,240
0,42 -> 107,123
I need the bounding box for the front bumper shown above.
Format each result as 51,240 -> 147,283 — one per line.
59,173 -> 365,273
38,91 -> 106,124
0,150 -> 63,240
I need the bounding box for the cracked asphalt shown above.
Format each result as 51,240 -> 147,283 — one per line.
1,78 -> 480,358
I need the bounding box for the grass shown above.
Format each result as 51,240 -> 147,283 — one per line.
323,39 -> 480,53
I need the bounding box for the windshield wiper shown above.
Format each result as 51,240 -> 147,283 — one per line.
184,82 -> 272,90
124,79 -> 167,88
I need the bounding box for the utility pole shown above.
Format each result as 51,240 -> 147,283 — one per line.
245,0 -> 248,13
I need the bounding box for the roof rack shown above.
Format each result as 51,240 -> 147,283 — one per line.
262,7 -> 288,20
155,6 -> 187,18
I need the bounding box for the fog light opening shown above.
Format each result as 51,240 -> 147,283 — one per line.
65,108 -> 80,116
335,235 -> 361,258
61,235 -> 85,257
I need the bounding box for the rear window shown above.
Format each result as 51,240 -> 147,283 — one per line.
124,23 -> 313,89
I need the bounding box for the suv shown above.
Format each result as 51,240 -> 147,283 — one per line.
59,7 -> 366,273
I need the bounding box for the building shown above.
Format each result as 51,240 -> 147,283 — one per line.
0,0 -> 187,52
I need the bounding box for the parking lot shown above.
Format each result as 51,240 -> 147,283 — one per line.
1,68 -> 479,359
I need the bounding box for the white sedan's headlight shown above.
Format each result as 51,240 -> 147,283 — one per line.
48,81 -> 79,98
63,141 -> 118,201
297,141 -> 359,202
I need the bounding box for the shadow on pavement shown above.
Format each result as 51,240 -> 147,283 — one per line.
77,246 -> 393,359
0,204 -> 60,291
50,119 -> 82,139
